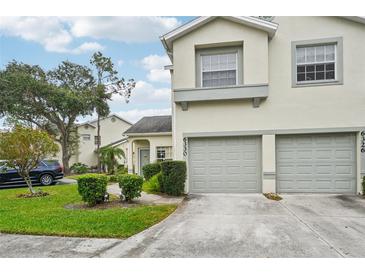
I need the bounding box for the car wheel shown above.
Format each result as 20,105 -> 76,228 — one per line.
40,174 -> 54,186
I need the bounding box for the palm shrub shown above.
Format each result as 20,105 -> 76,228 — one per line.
142,162 -> 161,180
100,146 -> 125,174
160,161 -> 186,196
118,174 -> 143,202
142,173 -> 161,194
77,174 -> 108,206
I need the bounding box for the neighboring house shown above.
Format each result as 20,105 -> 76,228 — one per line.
158,16 -> 365,194
56,114 -> 132,168
124,115 -> 173,175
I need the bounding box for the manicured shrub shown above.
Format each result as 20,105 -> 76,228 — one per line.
362,176 -> 365,196
142,173 -> 161,194
70,162 -> 89,174
142,162 -> 161,180
160,161 -> 186,196
77,174 -> 108,206
116,164 -> 128,174
118,174 -> 144,202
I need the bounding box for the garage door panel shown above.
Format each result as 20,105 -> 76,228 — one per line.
277,133 -> 356,193
189,136 -> 261,193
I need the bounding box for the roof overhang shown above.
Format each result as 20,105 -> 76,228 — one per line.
160,16 -> 278,60
341,16 -> 365,25
124,132 -> 172,137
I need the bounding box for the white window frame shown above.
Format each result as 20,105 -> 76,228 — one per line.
156,146 -> 172,161
200,52 -> 238,88
295,44 -> 337,84
81,134 -> 91,141
291,37 -> 343,88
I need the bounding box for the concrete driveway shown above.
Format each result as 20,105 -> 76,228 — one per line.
1,194 -> 365,257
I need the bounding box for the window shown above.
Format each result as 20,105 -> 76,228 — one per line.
94,136 -> 100,145
296,44 -> 336,83
201,53 -> 237,87
292,37 -> 343,87
81,134 -> 91,141
156,146 -> 172,161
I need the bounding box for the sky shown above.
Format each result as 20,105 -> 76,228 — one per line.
0,16 -> 195,126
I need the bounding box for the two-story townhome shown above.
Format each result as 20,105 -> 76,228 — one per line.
159,16 -> 365,194
56,114 -> 132,168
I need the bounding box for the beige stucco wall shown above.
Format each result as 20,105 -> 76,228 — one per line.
126,135 -> 173,175
171,17 -> 365,193
172,17 -> 269,89
55,116 -> 131,168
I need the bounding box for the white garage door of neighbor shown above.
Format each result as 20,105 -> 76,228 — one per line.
188,136 -> 262,193
276,133 -> 357,193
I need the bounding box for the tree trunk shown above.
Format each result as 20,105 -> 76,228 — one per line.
24,175 -> 36,194
61,135 -> 71,175
96,114 -> 101,173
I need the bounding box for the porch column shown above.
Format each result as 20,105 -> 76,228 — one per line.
262,135 -> 276,193
127,140 -> 133,174
149,140 -> 156,163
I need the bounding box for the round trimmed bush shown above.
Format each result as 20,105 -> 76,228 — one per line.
160,161 -> 186,196
77,174 -> 108,206
71,162 -> 89,174
118,174 -> 144,202
142,162 -> 161,180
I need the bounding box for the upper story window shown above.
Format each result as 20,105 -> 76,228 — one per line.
296,44 -> 336,83
201,53 -> 237,88
292,37 -> 343,87
81,134 -> 91,141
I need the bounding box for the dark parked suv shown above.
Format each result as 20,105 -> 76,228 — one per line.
0,160 -> 64,189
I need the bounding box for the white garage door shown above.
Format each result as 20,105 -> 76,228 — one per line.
276,133 -> 357,193
188,136 -> 261,193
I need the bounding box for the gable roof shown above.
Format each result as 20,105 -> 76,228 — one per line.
161,16 -> 365,61
124,115 -> 172,135
160,16 -> 279,59
77,113 -> 133,128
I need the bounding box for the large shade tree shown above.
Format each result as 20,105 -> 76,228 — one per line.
0,126 -> 59,194
90,52 -> 136,172
0,61 -> 95,174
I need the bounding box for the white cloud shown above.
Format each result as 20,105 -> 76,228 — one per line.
116,108 -> 171,123
0,16 -> 181,54
141,54 -> 171,83
72,42 -> 104,54
0,16 -> 104,54
68,16 -> 180,43
0,17 -> 72,53
111,80 -> 170,105
117,59 -> 124,66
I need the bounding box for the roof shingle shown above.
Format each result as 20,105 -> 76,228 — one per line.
124,115 -> 172,134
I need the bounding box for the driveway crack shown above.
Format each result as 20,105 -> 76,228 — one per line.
279,201 -> 346,258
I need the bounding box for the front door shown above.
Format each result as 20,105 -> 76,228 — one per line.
139,148 -> 150,176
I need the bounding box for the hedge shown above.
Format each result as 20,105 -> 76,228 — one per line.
142,173 -> 161,194
118,174 -> 144,202
160,161 -> 186,196
362,176 -> 365,196
142,162 -> 161,180
77,174 -> 108,206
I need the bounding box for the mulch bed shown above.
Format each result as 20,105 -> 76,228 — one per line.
64,199 -> 142,210
263,192 -> 283,201
17,191 -> 49,198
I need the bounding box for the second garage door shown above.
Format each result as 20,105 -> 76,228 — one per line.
188,136 -> 261,193
276,133 -> 357,193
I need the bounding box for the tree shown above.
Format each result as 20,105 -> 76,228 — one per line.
0,126 -> 59,194
90,52 -> 136,172
0,61 -> 95,174
100,146 -> 125,174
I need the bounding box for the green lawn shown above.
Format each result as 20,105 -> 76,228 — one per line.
0,184 -> 177,238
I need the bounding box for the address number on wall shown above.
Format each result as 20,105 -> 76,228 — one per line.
361,131 -> 365,153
